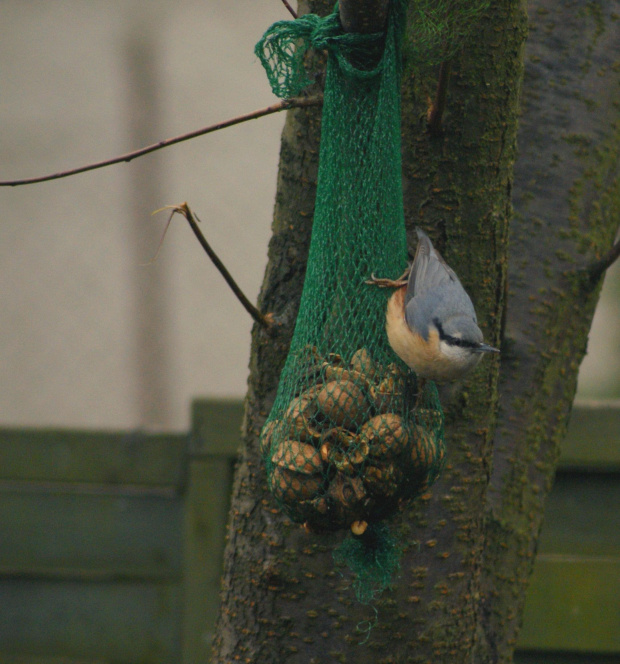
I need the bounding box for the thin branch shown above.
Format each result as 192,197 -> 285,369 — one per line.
161,203 -> 274,330
0,95 -> 323,187
280,0 -> 297,19
586,236 -> 620,284
427,60 -> 451,136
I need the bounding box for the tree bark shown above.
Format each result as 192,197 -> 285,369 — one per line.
211,0 -> 620,661
339,0 -> 390,33
476,0 -> 620,659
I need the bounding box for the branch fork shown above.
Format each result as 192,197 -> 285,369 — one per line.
156,204 -> 275,330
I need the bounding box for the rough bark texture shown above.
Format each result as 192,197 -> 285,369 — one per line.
211,7 -> 329,663
339,0 -> 390,33
211,0 -> 620,661
476,0 -> 620,660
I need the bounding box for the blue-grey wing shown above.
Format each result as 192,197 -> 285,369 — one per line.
406,228 -> 461,302
404,229 -> 477,339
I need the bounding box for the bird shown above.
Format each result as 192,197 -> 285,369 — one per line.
368,228 -> 499,382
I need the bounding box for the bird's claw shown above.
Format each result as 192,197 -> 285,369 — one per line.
365,271 -> 409,288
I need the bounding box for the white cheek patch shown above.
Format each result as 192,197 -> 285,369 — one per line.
439,340 -> 481,369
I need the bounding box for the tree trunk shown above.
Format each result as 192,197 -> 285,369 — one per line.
211,0 -> 620,661
476,0 -> 620,659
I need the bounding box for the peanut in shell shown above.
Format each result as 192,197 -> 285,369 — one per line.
284,385 -> 322,441
316,379 -> 368,429
349,347 -> 377,379
415,407 -> 443,431
323,364 -> 368,389
409,424 -> 440,473
270,465 -> 323,504
361,413 -> 408,459
351,520 -> 368,536
271,440 -> 323,475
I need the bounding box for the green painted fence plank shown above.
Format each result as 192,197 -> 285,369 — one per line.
182,458 -> 234,664
515,653 -> 620,664
190,400 -> 620,465
183,400 -> 240,664
562,401 -> 620,469
536,473 -> 620,557
516,402 -> 620,657
3,657 -> 107,664
0,399 -> 616,663
0,428 -> 187,487
519,556 -> 620,653
189,399 -> 620,467
190,400 -> 244,457
0,579 -> 182,664
0,490 -> 182,578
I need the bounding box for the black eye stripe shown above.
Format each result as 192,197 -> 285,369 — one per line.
433,318 -> 479,349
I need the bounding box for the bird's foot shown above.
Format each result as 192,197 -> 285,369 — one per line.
365,266 -> 410,289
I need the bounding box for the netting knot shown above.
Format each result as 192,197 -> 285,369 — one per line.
255,8 -> 385,99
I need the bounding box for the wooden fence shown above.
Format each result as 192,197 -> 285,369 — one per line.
0,400 -> 618,663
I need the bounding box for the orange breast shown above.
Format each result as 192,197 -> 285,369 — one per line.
385,288 -> 453,380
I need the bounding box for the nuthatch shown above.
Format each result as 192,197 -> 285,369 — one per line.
368,228 -> 499,382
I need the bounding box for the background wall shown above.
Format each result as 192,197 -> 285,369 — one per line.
0,1 -> 617,432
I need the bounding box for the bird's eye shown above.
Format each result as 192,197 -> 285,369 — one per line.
433,318 -> 479,349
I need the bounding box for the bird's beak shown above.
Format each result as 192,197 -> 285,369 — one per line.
476,342 -> 500,354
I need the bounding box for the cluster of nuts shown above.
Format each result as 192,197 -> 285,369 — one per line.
261,347 -> 444,534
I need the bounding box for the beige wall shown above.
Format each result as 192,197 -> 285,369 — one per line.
1,1 -> 286,430
0,1 -> 617,432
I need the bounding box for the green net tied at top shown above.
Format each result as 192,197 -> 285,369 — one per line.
255,1 -> 445,538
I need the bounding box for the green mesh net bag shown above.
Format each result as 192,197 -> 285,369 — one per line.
255,1 -> 446,596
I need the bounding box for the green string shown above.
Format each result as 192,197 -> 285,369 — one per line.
333,523 -> 402,604
255,7 -> 390,99
255,1 -> 446,605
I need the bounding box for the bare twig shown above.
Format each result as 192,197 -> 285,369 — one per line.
0,95 -> 323,187
427,60 -> 452,136
586,236 -> 620,284
160,203 -> 274,329
280,0 -> 297,19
